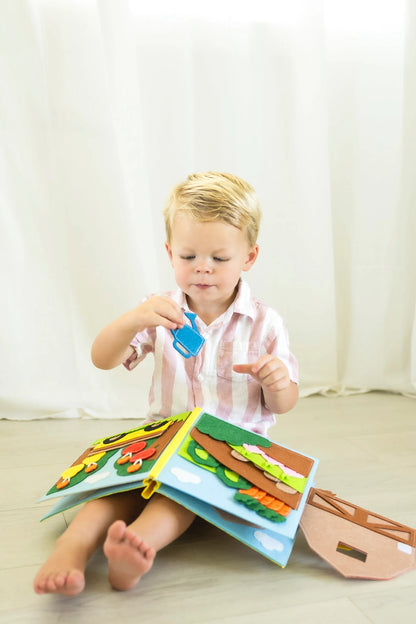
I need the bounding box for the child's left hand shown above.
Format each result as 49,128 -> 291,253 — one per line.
233,354 -> 290,392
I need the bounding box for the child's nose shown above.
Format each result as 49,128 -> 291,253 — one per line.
196,259 -> 213,273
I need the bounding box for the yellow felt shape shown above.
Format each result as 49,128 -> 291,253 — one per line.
60,452 -> 106,481
86,452 -> 106,465
60,464 -> 84,480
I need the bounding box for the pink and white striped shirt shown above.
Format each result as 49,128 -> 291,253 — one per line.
124,279 -> 298,436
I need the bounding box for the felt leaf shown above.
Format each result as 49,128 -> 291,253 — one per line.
215,465 -> 252,490
196,413 -> 271,448
187,439 -> 220,468
243,445 -> 305,478
231,444 -> 307,493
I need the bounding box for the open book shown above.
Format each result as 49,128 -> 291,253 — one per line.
39,408 -> 318,568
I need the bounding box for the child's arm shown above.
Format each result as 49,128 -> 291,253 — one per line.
91,296 -> 184,370
233,355 -> 299,414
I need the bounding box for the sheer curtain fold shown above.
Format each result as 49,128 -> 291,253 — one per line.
1,0 -> 414,420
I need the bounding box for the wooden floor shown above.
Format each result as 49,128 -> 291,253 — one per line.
1,392 -> 415,623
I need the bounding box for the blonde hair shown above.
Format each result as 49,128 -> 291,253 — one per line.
163,171 -> 261,247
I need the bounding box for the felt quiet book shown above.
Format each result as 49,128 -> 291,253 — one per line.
39,409 -> 416,578
39,408 -> 318,568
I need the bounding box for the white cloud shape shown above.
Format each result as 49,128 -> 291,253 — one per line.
254,531 -> 284,552
85,471 -> 110,484
170,467 -> 201,484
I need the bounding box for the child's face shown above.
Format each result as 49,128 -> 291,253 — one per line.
165,214 -> 258,319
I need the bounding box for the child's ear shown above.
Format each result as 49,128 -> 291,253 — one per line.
165,242 -> 174,265
242,244 -> 259,271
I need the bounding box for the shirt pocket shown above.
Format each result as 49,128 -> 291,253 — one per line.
217,340 -> 260,383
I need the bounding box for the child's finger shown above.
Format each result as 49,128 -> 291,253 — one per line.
249,353 -> 275,374
154,298 -> 185,327
232,363 -> 255,375
233,355 -> 274,377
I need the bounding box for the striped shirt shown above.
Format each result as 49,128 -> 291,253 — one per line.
124,279 -> 298,436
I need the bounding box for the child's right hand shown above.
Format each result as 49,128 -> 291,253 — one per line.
136,296 -> 185,331
92,296 -> 185,370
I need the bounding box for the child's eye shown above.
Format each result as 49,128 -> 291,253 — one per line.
180,255 -> 195,261
213,257 -> 229,262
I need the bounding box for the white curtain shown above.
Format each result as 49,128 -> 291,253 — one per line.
1,0 -> 415,420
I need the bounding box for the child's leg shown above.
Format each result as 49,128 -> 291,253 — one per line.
104,494 -> 195,591
33,491 -> 144,596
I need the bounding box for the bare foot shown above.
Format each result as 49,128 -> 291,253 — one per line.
33,540 -> 86,596
104,520 -> 156,591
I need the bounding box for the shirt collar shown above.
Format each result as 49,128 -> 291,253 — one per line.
171,278 -> 256,322
232,278 -> 256,320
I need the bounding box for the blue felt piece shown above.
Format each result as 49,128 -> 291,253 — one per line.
171,312 -> 205,358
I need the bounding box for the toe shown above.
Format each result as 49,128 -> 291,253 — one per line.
144,546 -> 156,561
107,520 -> 127,542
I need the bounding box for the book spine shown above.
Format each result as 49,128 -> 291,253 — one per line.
141,407 -> 202,499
